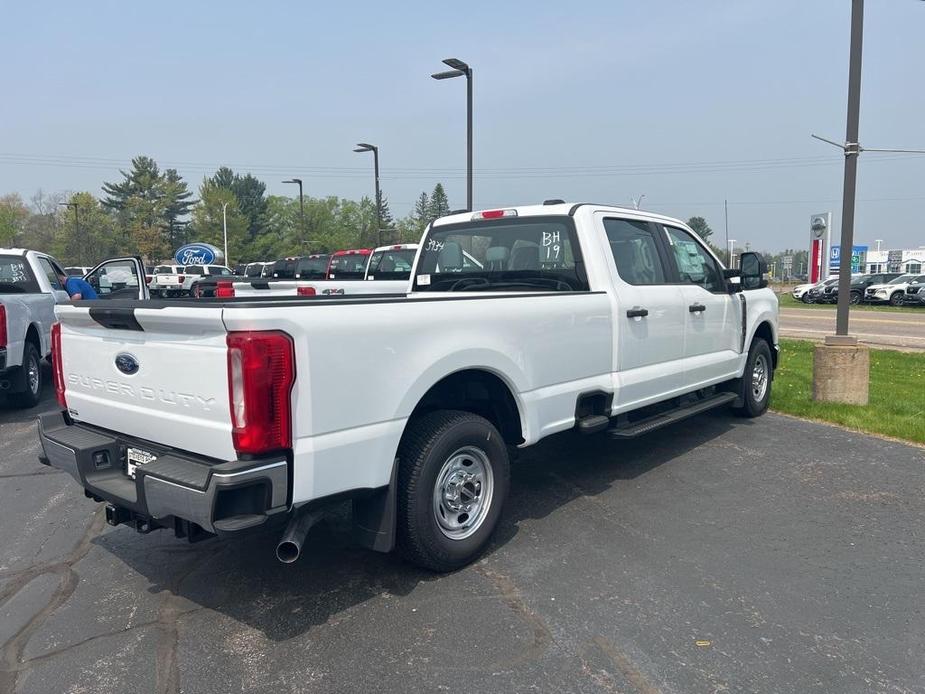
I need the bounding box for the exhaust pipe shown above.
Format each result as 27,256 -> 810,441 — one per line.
276,509 -> 323,564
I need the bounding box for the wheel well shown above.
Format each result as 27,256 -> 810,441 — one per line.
25,324 -> 41,351
753,321 -> 777,369
410,370 -> 523,445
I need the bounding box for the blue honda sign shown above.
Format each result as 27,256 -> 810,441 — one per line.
829,245 -> 868,273
174,243 -> 221,266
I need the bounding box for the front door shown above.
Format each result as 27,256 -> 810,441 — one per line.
596,214 -> 687,411
83,257 -> 150,301
661,225 -> 740,387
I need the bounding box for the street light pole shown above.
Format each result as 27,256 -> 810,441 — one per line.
353,143 -> 382,246
58,201 -> 81,265
282,178 -> 305,250
432,57 -> 473,211
221,202 -> 229,267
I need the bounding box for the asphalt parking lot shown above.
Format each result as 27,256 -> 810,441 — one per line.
1,374 -> 923,694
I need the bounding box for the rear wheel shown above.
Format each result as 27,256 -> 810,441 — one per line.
397,410 -> 510,572
10,342 -> 42,408
733,338 -> 772,418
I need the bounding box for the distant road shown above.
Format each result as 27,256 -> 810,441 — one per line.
780,307 -> 925,351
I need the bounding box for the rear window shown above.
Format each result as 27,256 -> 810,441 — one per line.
245,264 -> 264,277
413,216 -> 587,292
328,254 -> 369,279
0,255 -> 40,293
272,259 -> 297,279
184,266 -> 205,275
154,266 -> 175,274
295,256 -> 330,279
366,249 -> 416,280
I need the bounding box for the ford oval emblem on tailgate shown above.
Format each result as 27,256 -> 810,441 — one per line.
115,353 -> 139,375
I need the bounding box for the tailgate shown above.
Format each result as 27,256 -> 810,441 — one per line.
55,304 -> 235,460
156,275 -> 181,286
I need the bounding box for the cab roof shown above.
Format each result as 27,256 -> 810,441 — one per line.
432,202 -> 689,229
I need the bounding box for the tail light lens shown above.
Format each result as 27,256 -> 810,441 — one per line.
215,281 -> 235,298
51,322 -> 67,408
296,287 -> 316,296
226,331 -> 295,455
0,305 -> 7,349
177,275 -> 185,283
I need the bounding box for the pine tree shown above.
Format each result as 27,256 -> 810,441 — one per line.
101,156 -> 163,210
428,183 -> 450,221
413,191 -> 430,230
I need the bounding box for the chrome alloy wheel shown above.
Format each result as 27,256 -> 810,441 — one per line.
432,446 -> 494,540
27,353 -> 40,395
752,353 -> 769,402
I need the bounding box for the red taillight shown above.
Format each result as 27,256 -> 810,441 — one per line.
145,275 -> 153,284
51,322 -> 66,408
296,287 -> 316,296
473,209 -> 517,220
215,281 -> 235,298
0,305 -> 7,348
226,331 -> 295,455
177,275 -> 185,283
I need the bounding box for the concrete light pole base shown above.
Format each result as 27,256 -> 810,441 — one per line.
812,335 -> 870,405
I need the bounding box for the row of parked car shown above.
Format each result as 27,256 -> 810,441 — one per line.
791,272 -> 925,306
145,244 -> 419,298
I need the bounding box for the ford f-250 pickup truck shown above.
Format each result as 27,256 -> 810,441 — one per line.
38,203 -> 778,571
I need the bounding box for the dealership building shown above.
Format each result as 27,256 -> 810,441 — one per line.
862,248 -> 925,275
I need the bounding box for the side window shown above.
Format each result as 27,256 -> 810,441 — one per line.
663,226 -> 724,293
36,257 -> 63,291
603,219 -> 667,285
85,260 -> 141,298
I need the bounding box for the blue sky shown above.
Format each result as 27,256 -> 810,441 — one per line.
2,0 -> 924,250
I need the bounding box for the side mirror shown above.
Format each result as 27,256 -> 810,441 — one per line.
739,252 -> 768,290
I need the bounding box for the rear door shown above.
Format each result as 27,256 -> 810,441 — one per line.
596,213 -> 686,410
660,225 -> 740,387
83,257 -> 150,300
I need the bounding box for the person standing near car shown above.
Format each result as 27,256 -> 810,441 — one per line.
57,272 -> 98,300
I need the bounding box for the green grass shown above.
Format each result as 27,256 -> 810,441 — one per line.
770,339 -> 925,444
777,292 -> 922,313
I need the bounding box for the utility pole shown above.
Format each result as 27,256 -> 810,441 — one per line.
221,201 -> 229,267
282,179 -> 305,250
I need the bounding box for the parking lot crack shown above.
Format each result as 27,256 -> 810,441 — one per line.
0,507 -> 105,693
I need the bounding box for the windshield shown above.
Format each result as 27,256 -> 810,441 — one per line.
295,256 -> 330,279
184,266 -> 205,275
0,255 -> 40,293
366,249 -> 416,280
414,216 -> 587,292
888,274 -> 914,284
328,254 -> 369,279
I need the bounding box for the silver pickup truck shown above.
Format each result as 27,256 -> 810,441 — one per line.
0,250 -> 149,407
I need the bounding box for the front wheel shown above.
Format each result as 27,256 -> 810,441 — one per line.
733,338 -> 773,418
889,292 -> 904,306
397,410 -> 510,572
849,291 -> 861,305
802,294 -> 813,304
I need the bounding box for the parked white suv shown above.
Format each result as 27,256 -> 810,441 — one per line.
865,274 -> 925,305
40,203 -> 778,570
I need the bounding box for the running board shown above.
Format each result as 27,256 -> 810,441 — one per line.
608,392 -> 737,439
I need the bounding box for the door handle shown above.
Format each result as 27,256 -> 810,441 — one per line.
689,303 -> 706,313
626,307 -> 649,318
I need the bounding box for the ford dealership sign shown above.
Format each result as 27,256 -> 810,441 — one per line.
174,243 -> 222,266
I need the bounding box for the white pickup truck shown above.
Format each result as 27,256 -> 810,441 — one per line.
38,203 -> 778,571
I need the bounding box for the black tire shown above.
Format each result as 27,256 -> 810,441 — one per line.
849,291 -> 861,305
397,410 -> 510,572
889,292 -> 903,306
10,341 -> 43,409
733,338 -> 773,418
